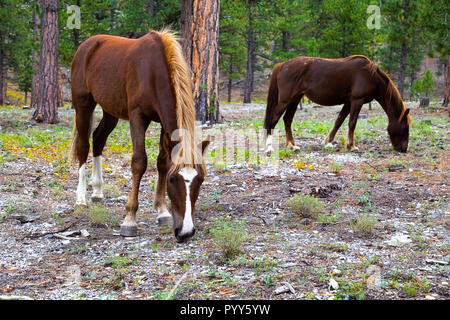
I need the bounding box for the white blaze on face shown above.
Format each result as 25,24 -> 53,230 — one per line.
178,167 -> 198,236
76,163 -> 87,205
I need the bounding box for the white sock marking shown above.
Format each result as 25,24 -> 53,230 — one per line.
91,156 -> 103,198
76,164 -> 87,205
178,167 -> 198,236
265,134 -> 274,152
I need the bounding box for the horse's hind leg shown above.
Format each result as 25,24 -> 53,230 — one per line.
154,128 -> 171,225
264,102 -> 289,154
91,111 -> 118,202
283,95 -> 302,151
73,95 -> 96,206
120,110 -> 150,237
323,102 -> 350,146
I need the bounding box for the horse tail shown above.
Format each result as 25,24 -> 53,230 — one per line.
156,29 -> 201,173
68,112 -> 94,166
264,62 -> 283,130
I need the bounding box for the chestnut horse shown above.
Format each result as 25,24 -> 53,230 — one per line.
69,29 -> 209,243
263,55 -> 411,153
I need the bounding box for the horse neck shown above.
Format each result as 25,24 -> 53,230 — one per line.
375,78 -> 404,123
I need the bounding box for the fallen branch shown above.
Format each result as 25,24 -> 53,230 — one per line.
165,269 -> 189,300
17,215 -> 84,241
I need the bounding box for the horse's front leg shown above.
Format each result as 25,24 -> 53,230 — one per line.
346,102 -> 363,152
154,131 -> 172,225
323,103 -> 350,146
120,113 -> 150,237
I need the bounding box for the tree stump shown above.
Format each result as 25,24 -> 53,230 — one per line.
419,97 -> 429,108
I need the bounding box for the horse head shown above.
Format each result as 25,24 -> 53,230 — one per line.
162,133 -> 210,242
387,108 -> 410,153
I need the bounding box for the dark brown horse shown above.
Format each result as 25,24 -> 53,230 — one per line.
69,29 -> 209,243
263,55 -> 411,153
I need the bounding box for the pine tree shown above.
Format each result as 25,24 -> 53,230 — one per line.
181,0 -> 221,124
32,0 -> 59,123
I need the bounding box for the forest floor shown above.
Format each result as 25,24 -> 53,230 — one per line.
0,100 -> 448,300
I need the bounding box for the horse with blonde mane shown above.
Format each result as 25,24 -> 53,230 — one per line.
263,55 -> 411,153
69,29 -> 209,242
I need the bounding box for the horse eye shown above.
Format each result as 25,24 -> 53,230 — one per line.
169,177 -> 176,184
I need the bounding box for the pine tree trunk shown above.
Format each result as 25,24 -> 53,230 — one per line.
146,0 -> 155,17
398,41 -> 407,99
443,56 -> 449,108
32,0 -> 59,124
72,0 -> 80,47
243,3 -> 254,104
30,1 -> 40,110
0,43 -> 5,105
227,62 -> 233,103
181,0 -> 221,124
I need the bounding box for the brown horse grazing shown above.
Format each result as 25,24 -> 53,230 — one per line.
263,55 -> 411,153
69,29 -> 209,243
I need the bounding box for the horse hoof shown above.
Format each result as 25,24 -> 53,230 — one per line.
120,225 -> 138,237
91,196 -> 103,203
287,144 -> 300,152
265,147 -> 274,156
347,145 -> 359,152
157,216 -> 172,225
75,201 -> 88,208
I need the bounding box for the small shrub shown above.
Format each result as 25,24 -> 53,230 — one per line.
351,213 -> 377,234
103,184 -> 121,198
209,216 -> 247,259
288,194 -> 324,219
329,161 -> 342,174
87,204 -> 118,227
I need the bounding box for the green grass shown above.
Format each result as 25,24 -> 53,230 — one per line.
86,204 -> 119,227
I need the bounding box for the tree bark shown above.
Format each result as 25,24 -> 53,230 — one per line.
181,0 -> 221,124
30,1 -> 41,110
243,2 -> 254,104
0,42 -> 5,105
32,0 -> 59,124
398,41 -> 407,99
443,56 -> 449,108
227,61 -> 233,103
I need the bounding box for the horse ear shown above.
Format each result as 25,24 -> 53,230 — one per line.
399,108 -> 410,123
201,140 -> 211,155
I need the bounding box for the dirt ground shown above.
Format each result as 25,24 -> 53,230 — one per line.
0,101 -> 448,300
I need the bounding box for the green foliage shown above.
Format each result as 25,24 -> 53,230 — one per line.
410,78 -> 424,100
209,216 -> 247,259
421,69 -> 435,97
410,69 -> 435,99
287,194 -> 324,219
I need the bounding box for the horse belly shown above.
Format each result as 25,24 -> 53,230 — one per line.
87,76 -> 129,119
305,89 -> 348,106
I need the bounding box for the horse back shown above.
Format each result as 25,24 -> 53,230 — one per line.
71,33 -> 170,120
280,56 -> 379,105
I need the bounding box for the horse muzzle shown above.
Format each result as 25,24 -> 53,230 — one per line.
394,145 -> 408,153
174,227 -> 195,243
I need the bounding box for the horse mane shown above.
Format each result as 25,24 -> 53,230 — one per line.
155,29 -> 206,175
353,55 -> 411,127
